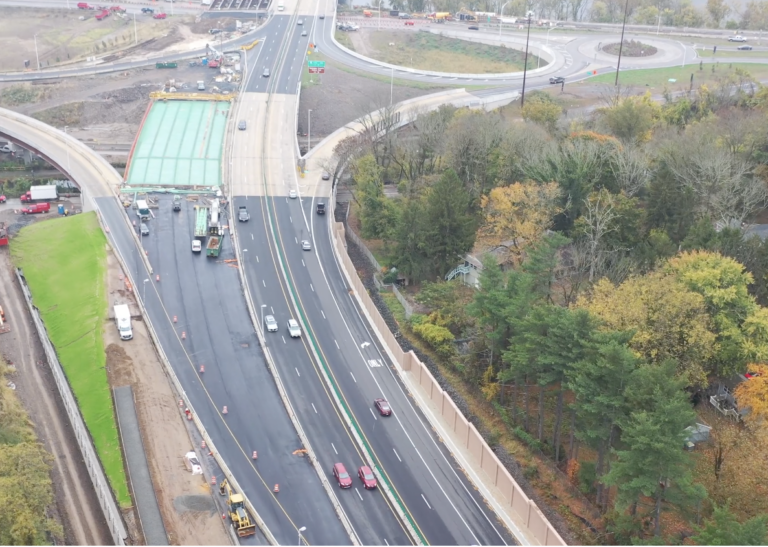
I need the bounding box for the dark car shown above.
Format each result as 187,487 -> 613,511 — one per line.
332,463 -> 353,488
549,76 -> 565,84
737,45 -> 753,50
374,398 -> 392,416
238,120 -> 247,130
468,25 -> 479,30
358,466 -> 378,489
141,7 -> 154,13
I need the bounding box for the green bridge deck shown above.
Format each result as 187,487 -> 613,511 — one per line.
126,101 -> 230,188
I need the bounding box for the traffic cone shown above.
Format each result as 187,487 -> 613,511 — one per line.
211,475 -> 217,486
179,399 -> 184,407
201,440 -> 206,449
252,451 -> 258,460
273,484 -> 279,493
156,274 -> 160,282
173,315 -> 177,323
199,365 -> 205,373
181,331 -> 186,339
222,513 -> 226,520
222,405 -> 228,414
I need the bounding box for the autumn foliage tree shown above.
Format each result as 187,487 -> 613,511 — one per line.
734,363 -> 768,426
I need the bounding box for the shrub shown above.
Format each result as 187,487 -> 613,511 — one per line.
513,426 -> 544,452
412,321 -> 455,358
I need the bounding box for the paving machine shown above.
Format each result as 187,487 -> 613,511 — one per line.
218,479 -> 256,537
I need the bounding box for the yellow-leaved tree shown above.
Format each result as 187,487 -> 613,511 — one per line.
577,271 -> 716,386
734,363 -> 768,427
477,181 -> 561,266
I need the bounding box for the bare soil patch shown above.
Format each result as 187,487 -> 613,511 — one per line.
103,250 -> 229,546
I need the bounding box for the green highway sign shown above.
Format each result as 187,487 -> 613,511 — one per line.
308,60 -> 326,68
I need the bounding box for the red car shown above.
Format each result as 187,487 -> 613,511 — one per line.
153,12 -> 167,19
405,20 -> 414,25
332,463 -> 352,488
374,398 -> 392,416
358,466 -> 377,489
0,195 -> 5,203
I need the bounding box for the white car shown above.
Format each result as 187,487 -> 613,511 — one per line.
289,189 -> 297,199
302,240 -> 311,251
192,240 -> 202,253
287,319 -> 301,338
264,315 -> 278,332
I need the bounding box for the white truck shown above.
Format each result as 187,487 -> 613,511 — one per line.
114,304 -> 133,340
277,0 -> 284,10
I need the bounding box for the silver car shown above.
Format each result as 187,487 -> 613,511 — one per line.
264,315 -> 278,332
302,240 -> 311,251
289,189 -> 297,199
287,319 -> 301,338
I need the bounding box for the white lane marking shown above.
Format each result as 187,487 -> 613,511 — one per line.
282,336 -> 286,344
251,233 -> 254,240
302,259 -> 306,267
295,237 -> 298,244
369,408 -> 377,420
332,443 -> 338,455
312,403 -> 317,414
351,372 -> 357,383
393,448 -> 402,462
271,306 -> 274,314
334,339 -> 339,348
422,494 -> 432,510
384,540 -> 389,546
321,310 -> 326,319
295,367 -> 301,377
262,280 -> 266,287
310,283 -> 314,292
290,216 -> 293,223
356,488 -> 363,501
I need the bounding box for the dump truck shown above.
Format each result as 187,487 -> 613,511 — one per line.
194,206 -> 209,240
206,235 -> 223,257
219,480 -> 256,537
20,185 -> 58,202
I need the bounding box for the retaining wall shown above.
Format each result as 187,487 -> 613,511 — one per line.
330,223 -> 565,546
16,268 -> 128,546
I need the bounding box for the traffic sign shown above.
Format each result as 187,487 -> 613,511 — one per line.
308,60 -> 325,68
308,67 -> 325,74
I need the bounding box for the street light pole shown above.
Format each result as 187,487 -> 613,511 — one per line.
307,109 -> 312,154
34,32 -> 40,71
134,13 -> 138,45
298,526 -> 306,546
520,12 -> 533,108
499,1 -> 509,39
614,0 -> 631,86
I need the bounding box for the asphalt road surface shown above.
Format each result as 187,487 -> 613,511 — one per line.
96,195 -> 351,546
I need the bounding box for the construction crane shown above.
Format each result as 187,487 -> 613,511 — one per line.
218,479 -> 257,537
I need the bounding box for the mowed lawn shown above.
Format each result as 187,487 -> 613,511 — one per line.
587,62 -> 768,89
366,30 -> 535,73
12,212 -> 130,507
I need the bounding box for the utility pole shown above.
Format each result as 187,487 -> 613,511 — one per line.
520,12 -> 532,108
34,32 -> 40,71
614,0 -> 630,86
307,109 -> 312,154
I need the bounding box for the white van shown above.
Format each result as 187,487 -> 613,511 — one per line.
114,304 -> 133,341
136,199 -> 150,220
278,0 -> 284,10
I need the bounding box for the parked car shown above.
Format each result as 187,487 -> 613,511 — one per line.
737,44 -> 753,50
332,463 -> 353,488
153,12 -> 167,19
374,398 -> 392,416
287,319 -> 301,338
549,76 -> 565,84
405,20 -> 415,25
140,222 -> 149,236
0,195 -> 6,203
0,145 -> 11,153
21,203 -> 50,214
264,315 -> 278,332
358,466 -> 377,489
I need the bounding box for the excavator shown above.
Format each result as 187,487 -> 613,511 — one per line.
219,479 -> 257,537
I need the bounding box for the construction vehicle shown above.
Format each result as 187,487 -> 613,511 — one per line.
95,9 -> 110,20
363,9 -> 372,16
194,206 -> 209,240
428,12 -> 451,22
206,235 -> 223,257
219,479 -> 256,537
209,199 -> 221,235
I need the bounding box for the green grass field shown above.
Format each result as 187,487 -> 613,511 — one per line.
587,62 -> 768,88
11,212 -> 130,507
364,30 -> 539,73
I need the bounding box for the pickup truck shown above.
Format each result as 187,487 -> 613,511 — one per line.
238,206 -> 250,222
95,9 -> 110,20
21,203 -> 51,214
141,6 -> 154,13
77,2 -> 94,8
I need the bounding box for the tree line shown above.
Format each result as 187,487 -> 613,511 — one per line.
333,69 -> 768,541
